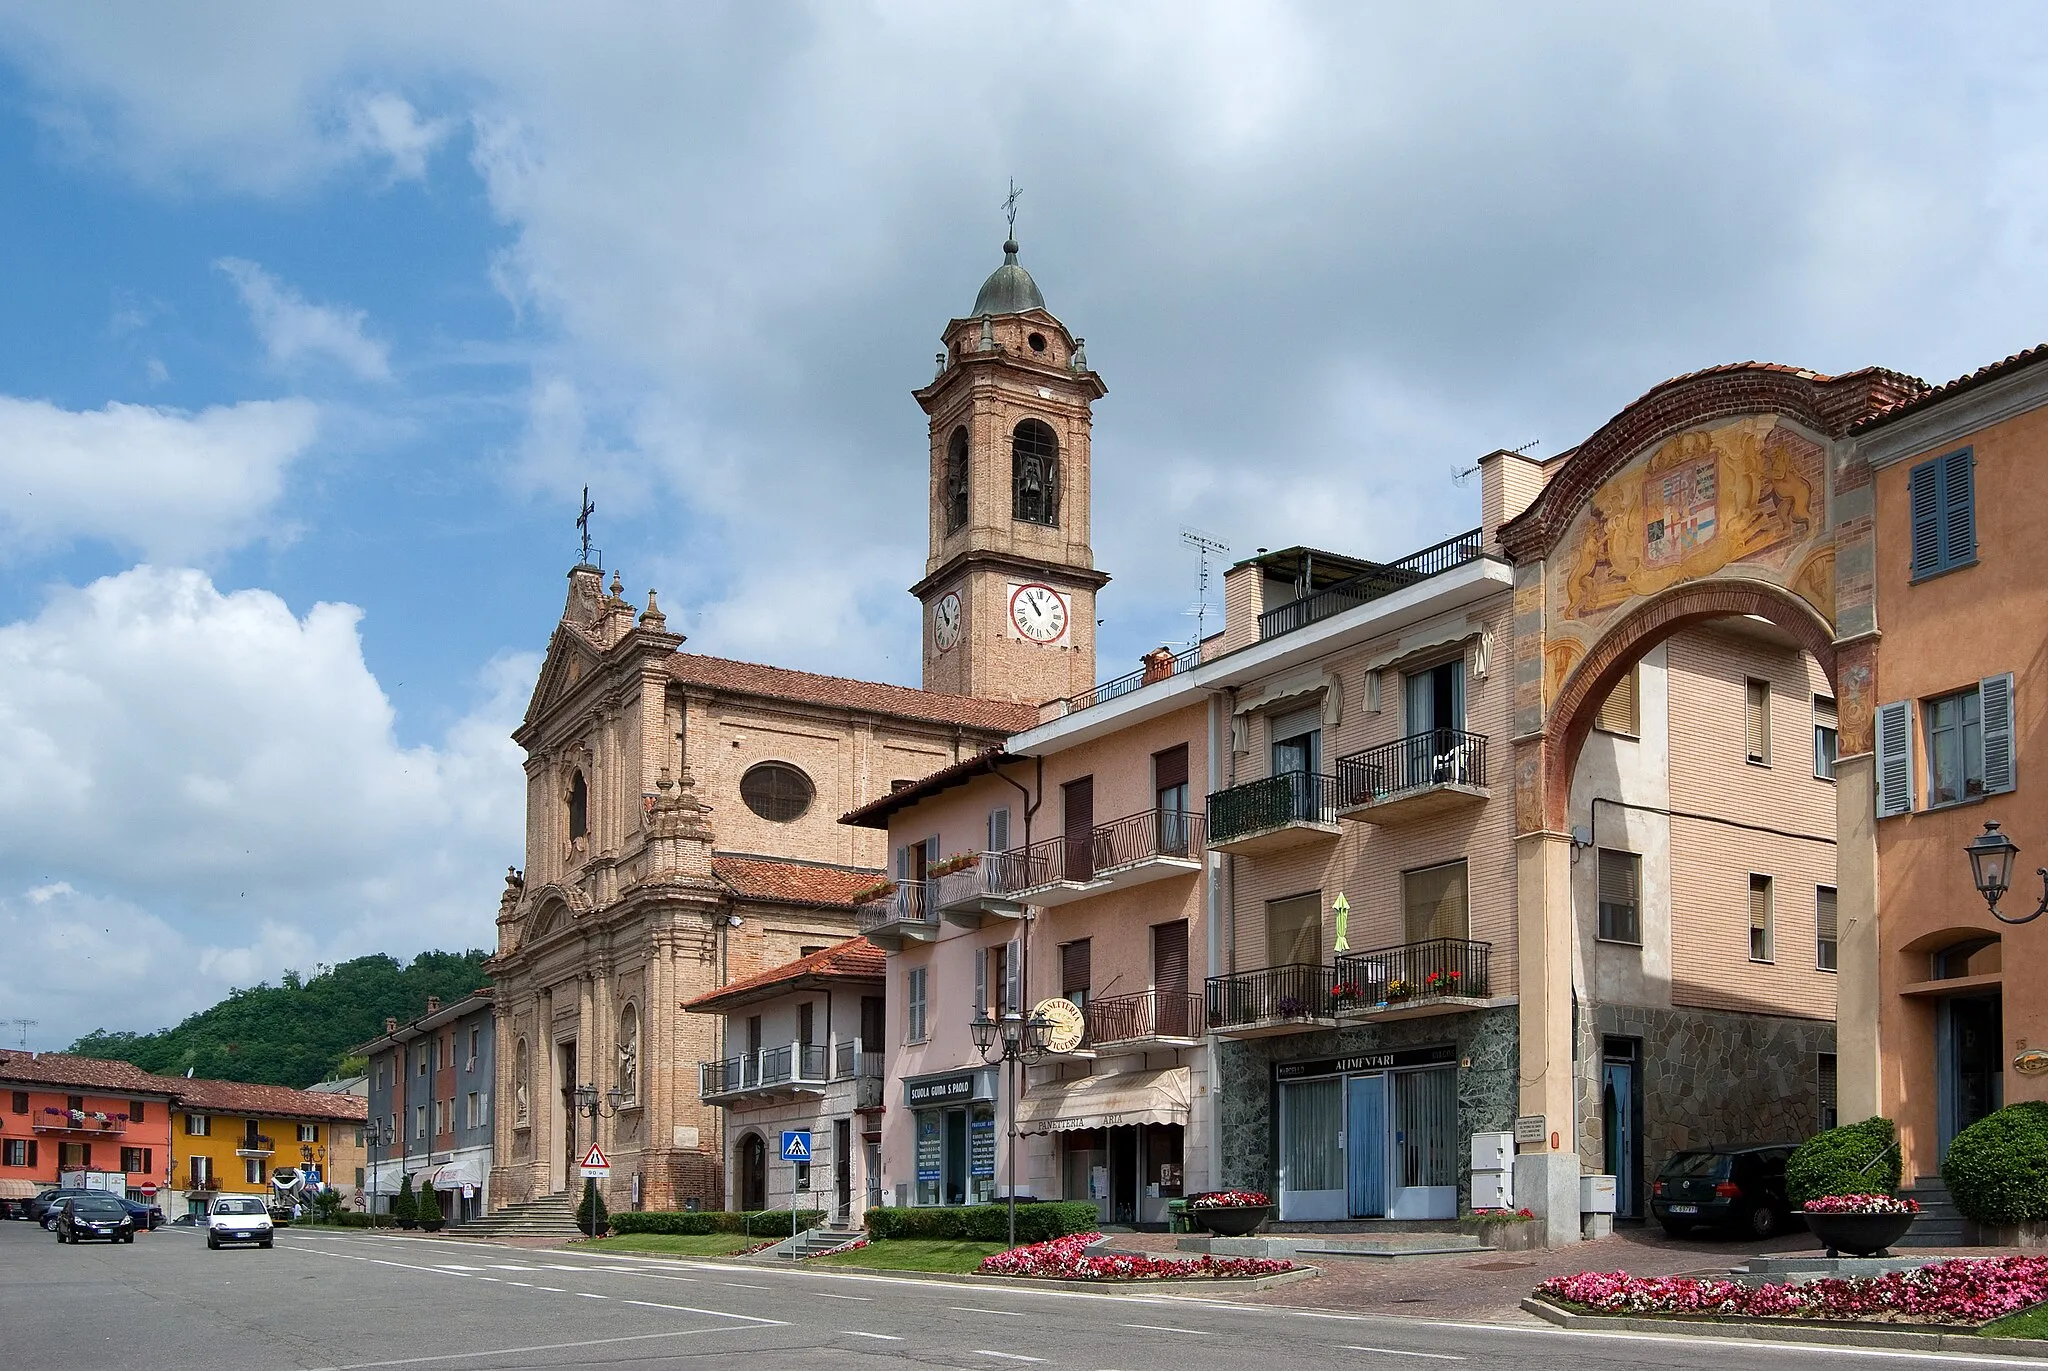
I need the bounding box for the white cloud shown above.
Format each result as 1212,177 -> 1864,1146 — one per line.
216,257 -> 392,381
0,566 -> 532,1045
0,394 -> 318,562
341,91 -> 452,182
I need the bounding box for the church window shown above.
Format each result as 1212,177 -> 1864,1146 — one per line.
944,427 -> 970,534
567,770 -> 589,841
740,762 -> 815,823
1027,332 -> 1047,352
1012,419 -> 1059,526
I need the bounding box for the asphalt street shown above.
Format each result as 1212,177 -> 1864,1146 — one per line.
2,1218 -> 2042,1371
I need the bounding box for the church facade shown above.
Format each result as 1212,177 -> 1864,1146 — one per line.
486,237 -> 1103,1213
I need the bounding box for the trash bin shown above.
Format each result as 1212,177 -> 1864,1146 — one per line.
1166,1199 -> 1189,1233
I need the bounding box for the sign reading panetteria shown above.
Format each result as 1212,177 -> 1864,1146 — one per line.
1273,1043 -> 1457,1081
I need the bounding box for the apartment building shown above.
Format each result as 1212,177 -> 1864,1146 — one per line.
0,1052 -> 178,1210
171,1078 -> 366,1217
358,992 -> 495,1222
684,937 -> 886,1222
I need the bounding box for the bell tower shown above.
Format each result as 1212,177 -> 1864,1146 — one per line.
911,234 -> 1108,706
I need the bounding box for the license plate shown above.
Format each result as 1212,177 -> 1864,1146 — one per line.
1668,1204 -> 1698,1214
232,1230 -> 251,1239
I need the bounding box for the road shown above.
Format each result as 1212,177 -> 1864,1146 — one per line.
1,1218 -> 2038,1371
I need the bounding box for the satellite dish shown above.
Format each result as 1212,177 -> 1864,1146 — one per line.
1033,997 -> 1087,1054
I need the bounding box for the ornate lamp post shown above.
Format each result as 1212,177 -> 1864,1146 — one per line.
572,1083 -> 624,1238
365,1119 -> 394,1226
1967,821 -> 2047,925
970,1009 -> 1052,1249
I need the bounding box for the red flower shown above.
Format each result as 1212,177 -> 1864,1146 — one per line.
977,1233 -> 1294,1282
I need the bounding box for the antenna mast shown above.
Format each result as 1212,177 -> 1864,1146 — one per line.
10,1019 -> 35,1050
1179,527 -> 1231,647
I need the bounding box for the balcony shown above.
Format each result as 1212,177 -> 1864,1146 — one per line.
931,855 -> 1026,928
1206,772 -> 1341,855
1257,529 -> 1485,640
1205,964 -> 1338,1036
1334,729 -> 1489,824
32,1111 -> 128,1135
234,1135 -> 276,1158
184,1171 -> 218,1192
701,1041 -> 882,1107
855,880 -> 940,950
1006,809 -> 1205,907
1040,645 -> 1202,722
835,1040 -> 886,1111
1332,938 -> 1493,1020
1086,990 -> 1204,1051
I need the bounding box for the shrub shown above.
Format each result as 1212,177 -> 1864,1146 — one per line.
864,1202 -> 1101,1243
575,1180 -> 610,1236
1944,1102 -> 2048,1227
607,1209 -> 825,1237
393,1174 -> 418,1225
417,1182 -> 443,1225
1786,1116 -> 1900,1205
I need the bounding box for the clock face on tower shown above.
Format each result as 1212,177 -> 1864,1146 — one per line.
931,591 -> 962,653
1008,582 -> 1070,645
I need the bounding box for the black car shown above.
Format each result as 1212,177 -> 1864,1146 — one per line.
31,1188 -> 159,1230
1651,1144 -> 1799,1239
54,1194 -> 136,1244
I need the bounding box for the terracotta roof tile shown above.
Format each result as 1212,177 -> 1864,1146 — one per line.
172,1077 -> 369,1123
684,936 -> 886,1011
0,1052 -> 182,1096
666,653 -> 1039,733
1851,341 -> 2048,433
713,855 -> 886,909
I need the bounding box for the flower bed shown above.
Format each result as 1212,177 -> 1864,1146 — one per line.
977,1232 -> 1294,1282
1538,1257 -> 2048,1326
1188,1189 -> 1269,1209
1804,1193 -> 1919,1215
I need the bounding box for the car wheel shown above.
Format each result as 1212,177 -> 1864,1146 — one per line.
1746,1203 -> 1778,1239
1660,1220 -> 1694,1238
206,1234 -> 220,1250
260,1238 -> 273,1248
124,1233 -> 136,1244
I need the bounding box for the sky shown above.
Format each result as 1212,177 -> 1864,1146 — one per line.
1,2 -> 2045,1050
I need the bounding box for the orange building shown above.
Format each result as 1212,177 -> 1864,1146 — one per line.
1853,343 -> 2048,1187
0,1052 -> 179,1209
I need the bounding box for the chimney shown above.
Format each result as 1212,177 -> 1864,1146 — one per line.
426,996 -> 441,1015
1479,448 -> 1554,551
385,1017 -> 398,1034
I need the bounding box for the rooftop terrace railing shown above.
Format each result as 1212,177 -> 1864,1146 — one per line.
1258,528 -> 1485,640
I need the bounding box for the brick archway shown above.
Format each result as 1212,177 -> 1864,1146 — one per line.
1538,578 -> 1839,830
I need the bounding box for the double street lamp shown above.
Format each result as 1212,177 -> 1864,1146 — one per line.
364,1119 -> 394,1226
572,1083 -> 624,1238
970,1010 -> 1052,1249
1966,821 -> 2048,925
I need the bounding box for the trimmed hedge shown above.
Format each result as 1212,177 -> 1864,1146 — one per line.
1786,1115 -> 1900,1205
575,1179 -> 610,1235
608,1208 -> 825,1237
864,1202 -> 1100,1243
1944,1101 -> 2048,1226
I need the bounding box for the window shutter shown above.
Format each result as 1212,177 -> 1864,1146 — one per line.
1060,940 -> 1092,999
1875,700 -> 1914,816
1153,744 -> 1189,794
82,1143 -> 91,1169
1981,672 -> 2016,795
1745,679 -> 1770,762
1152,920 -> 1190,997
1598,849 -> 1637,905
1942,448 -> 1976,569
1596,666 -> 1639,735
973,947 -> 987,1016
27,1140 -> 36,1168
1816,887 -> 1838,947
1005,934 -> 1023,1013
987,806 -> 1010,853
894,845 -> 908,880
1814,696 -> 1837,729
1909,458 -> 1941,577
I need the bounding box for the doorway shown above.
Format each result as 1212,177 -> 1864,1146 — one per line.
737,1133 -> 767,1211
1109,1126 -> 1140,1223
944,1110 -> 968,1205
1345,1074 -> 1387,1217
558,1041 -> 577,1193
1601,1037 -> 1643,1220
1277,1077 -> 1345,1221
1938,995 -> 2003,1157
834,1120 -> 852,1224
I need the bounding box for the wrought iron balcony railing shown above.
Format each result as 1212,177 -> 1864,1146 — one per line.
1333,937 -> 1491,1008
1205,963 -> 1337,1031
234,1134 -> 276,1157
855,880 -> 939,935
1207,771 -> 1338,846
1335,729 -> 1488,806
999,808 -> 1205,900
1045,645 -> 1203,719
1258,528 -> 1485,640
1087,990 -> 1203,1045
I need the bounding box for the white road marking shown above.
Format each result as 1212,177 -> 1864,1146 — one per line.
536,1287 -> 565,1292
811,1292 -> 874,1301
432,1264 -> 485,1271
844,1331 -> 904,1340
720,1281 -> 769,1289
951,1306 -> 1028,1316
1120,1324 -> 1213,1336
576,1292 -> 607,1299
974,1353 -> 1046,1363
487,1264 -> 539,1271
1338,1347 -> 1465,1361
295,1326 -> 770,1371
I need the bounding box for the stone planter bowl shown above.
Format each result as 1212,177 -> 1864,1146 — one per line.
1193,1204 -> 1271,1236
1806,1210 -> 1915,1257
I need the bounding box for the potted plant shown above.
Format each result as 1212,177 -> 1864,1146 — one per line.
417,1181 -> 445,1233
1329,980 -> 1364,1006
1421,969 -> 1463,998
853,879 -> 897,904
1276,996 -> 1310,1018
1383,978 -> 1413,1003
1188,1190 -> 1273,1236
929,852 -> 983,878
1802,1193 -> 1919,1257
393,1173 -> 419,1230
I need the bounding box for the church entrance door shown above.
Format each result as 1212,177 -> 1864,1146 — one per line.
559,1041 -> 578,1194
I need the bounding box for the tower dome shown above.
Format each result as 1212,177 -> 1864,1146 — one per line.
971,239 -> 1046,316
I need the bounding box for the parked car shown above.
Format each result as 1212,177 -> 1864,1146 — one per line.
1651,1144 -> 1799,1239
32,1188 -> 160,1230
54,1194 -> 137,1244
206,1195 -> 274,1249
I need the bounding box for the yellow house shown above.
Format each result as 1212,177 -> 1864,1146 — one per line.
171,1078 -> 367,1216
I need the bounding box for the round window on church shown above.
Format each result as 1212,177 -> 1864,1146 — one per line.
740,762 -> 815,823
1027,332 -> 1047,353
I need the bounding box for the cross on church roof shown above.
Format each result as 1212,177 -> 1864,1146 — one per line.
577,485 -> 600,568
1004,178 -> 1022,242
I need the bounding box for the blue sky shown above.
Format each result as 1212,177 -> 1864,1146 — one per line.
1,2 -> 2045,1049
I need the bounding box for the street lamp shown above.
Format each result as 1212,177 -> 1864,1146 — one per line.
1967,821 -> 2047,924
572,1083 -> 624,1238
364,1119 -> 394,1226
970,1009 -> 1053,1249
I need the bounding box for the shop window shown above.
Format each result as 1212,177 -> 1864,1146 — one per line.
1749,874 -> 1775,963
1597,850 -> 1640,945
1816,886 -> 1838,971
1403,861 -> 1470,943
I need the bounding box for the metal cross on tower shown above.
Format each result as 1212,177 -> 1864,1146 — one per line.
577,486 -> 597,566
1003,179 -> 1023,238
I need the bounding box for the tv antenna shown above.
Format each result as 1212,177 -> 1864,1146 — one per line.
10,1019 -> 35,1049
1453,440 -> 1541,487
1180,527 -> 1230,647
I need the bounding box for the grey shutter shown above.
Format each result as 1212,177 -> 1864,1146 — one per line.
1943,448 -> 1976,568
1909,459 -> 1941,577
1005,934 -> 1023,1013
974,947 -> 988,1016
987,806 -> 1010,852
1981,672 -> 2016,795
894,845 -> 908,880
1876,700 -> 1914,817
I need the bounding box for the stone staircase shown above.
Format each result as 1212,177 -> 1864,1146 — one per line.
454,1193 -> 584,1240
1896,1175 -> 1970,1248
760,1224 -> 865,1261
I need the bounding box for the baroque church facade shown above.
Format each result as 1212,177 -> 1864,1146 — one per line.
486,235 -> 1108,1212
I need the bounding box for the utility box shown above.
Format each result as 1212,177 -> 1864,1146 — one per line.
1470,1132 -> 1514,1173
1580,1173 -> 1617,1214
1472,1169 -> 1513,1210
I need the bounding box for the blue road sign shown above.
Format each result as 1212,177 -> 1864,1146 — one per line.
781,1130 -> 812,1163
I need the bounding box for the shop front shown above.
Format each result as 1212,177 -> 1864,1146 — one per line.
1018,1067 -> 1191,1226
903,1068 -> 999,1206
1274,1044 -> 1458,1221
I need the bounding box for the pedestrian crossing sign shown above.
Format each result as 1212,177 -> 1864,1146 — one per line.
781,1131 -> 811,1163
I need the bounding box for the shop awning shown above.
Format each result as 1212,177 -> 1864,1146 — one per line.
429,1158 -> 483,1190
1015,1067 -> 1192,1134
0,1179 -> 40,1199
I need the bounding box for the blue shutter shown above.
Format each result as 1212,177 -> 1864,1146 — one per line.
1981,672 -> 2016,796
1908,459 -> 1941,577
1876,700 -> 1914,817
1941,448 -> 1976,569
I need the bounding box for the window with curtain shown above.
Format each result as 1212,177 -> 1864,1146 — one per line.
1402,861 -> 1469,943
1813,696 -> 1838,779
1265,893 -> 1323,968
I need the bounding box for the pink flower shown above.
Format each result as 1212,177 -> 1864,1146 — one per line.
976,1233 -> 1294,1282
1803,1194 -> 1920,1215
1538,1257 -> 2048,1326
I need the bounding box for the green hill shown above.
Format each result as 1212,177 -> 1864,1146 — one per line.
68,950 -> 490,1088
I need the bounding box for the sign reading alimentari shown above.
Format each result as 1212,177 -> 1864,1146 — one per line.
1273,1043 -> 1457,1081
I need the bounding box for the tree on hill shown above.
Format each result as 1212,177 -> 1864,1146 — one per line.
68,950 -> 490,1088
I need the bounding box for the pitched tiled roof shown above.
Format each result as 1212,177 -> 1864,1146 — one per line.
171,1078 -> 369,1123
713,855 -> 886,909
841,749 -> 1022,829
684,936 -> 887,1012
1852,342 -> 2048,433
666,652 -> 1040,733
0,1052 -> 182,1096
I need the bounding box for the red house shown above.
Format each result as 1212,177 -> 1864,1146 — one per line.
0,1052 -> 179,1209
